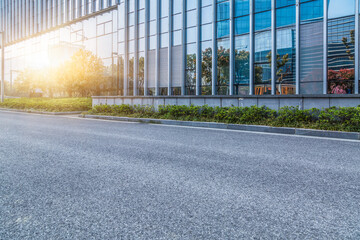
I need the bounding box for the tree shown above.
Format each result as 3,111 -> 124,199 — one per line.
266,51 -> 290,94
58,49 -> 106,97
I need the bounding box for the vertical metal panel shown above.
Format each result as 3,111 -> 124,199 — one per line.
43,0 -> 47,30
30,0 -> 33,35
168,0 -> 172,95
134,0 -> 138,95
78,0 -> 82,18
0,0 -> 3,32
355,0 -> 359,94
72,0 -> 76,20
35,0 -> 38,34
48,0 -> 52,28
155,0 -> 159,96
323,0 -> 327,94
18,0 -> 21,39
19,0 -> 21,38
58,0 -> 62,25
212,0 -> 217,95
26,0 -> 30,36
144,0 -> 149,95
295,0 -> 300,94
249,0 -> 254,95
11,0 -> 13,40
181,0 -> 186,95
172,45 -> 183,87
229,0 -> 234,95
65,0 -> 69,22
159,48 -> 169,87
271,0 -> 276,95
147,50 -> 156,88
23,0 -> 26,36
15,0 -> 18,40
124,0 -> 128,96
1,32 -> 4,103
196,0 -> 201,95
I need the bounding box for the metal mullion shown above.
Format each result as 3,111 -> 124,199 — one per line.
271,0 -> 276,95
296,0 -> 300,94
144,0 -> 149,96
212,0 -> 217,95
168,0 -> 173,96
355,0 -> 359,94
323,0 -> 328,94
249,0 -> 254,95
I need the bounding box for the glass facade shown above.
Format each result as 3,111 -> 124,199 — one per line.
1,0 -> 360,97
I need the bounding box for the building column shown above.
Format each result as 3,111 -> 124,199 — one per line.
15,0 -> 18,40
48,0 -> 52,28
212,0 -> 217,95
123,0 -> 128,96
249,0 -> 254,95
26,0 -> 30,36
144,0 -> 149,96
58,0 -> 63,25
229,0 -> 235,95
43,0 -> 47,30
155,0 -> 160,96
355,0 -> 359,94
134,0 -> 138,96
323,0 -> 328,94
181,0 -> 186,95
295,0 -> 300,94
271,0 -> 276,95
168,0 -> 173,96
196,0 -> 201,95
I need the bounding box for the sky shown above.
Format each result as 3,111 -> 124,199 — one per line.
328,0 -> 355,19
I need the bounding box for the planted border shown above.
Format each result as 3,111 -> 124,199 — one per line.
89,104 -> 360,132
0,98 -> 92,112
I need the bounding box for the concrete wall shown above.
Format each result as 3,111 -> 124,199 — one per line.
92,95 -> 360,110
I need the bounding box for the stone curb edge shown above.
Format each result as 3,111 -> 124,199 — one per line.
0,108 -> 84,115
80,114 -> 360,141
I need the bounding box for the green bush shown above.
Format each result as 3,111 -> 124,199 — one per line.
0,98 -> 92,112
88,104 -> 360,132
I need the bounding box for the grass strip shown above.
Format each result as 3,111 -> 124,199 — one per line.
0,98 -> 92,112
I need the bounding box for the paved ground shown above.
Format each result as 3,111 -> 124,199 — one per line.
0,110 -> 360,239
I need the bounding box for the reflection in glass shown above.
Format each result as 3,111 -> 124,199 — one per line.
276,28 -> 296,95
128,54 -> 134,96
254,31 -> 271,95
138,53 -> 145,95
328,0 -> 354,19
235,0 -> 249,17
235,35 -> 250,95
328,16 -> 355,94
300,0 -> 323,23
186,43 -> 196,95
201,41 -> 212,95
255,11 -> 271,31
119,56 -> 124,95
217,38 -> 230,95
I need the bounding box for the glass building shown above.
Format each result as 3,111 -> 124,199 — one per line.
0,0 -> 359,97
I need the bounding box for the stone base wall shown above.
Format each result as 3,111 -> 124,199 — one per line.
92,95 -> 360,110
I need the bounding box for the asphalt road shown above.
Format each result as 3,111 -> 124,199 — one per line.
1,111 -> 360,239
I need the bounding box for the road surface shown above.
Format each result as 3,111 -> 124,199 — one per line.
0,110 -> 360,239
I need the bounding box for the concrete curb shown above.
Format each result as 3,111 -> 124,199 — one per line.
0,108 -> 84,115
80,114 -> 360,140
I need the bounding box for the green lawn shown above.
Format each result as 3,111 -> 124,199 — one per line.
0,98 -> 92,112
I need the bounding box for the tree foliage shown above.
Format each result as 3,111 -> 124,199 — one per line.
14,49 -> 110,97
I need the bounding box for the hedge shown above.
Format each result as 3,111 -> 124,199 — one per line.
89,104 -> 360,132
